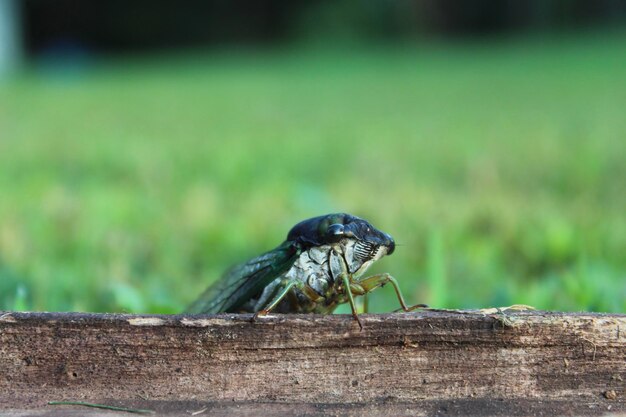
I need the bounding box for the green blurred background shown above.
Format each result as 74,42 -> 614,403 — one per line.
0,1 -> 625,314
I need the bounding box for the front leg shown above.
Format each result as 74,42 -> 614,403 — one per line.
330,248 -> 364,329
341,273 -> 364,330
351,273 -> 427,312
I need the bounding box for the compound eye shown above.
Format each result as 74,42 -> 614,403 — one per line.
327,223 -> 345,237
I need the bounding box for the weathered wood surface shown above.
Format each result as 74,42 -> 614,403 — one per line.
0,310 -> 624,416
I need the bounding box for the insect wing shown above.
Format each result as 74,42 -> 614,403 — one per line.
186,241 -> 299,314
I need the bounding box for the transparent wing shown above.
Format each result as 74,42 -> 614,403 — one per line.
185,241 -> 300,314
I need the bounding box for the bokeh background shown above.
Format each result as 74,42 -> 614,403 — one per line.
1,1 -> 625,315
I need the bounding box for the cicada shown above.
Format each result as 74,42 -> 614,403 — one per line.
186,213 -> 425,328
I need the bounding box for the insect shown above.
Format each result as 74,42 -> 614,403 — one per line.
186,213 -> 425,328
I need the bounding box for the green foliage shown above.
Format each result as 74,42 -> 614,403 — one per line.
0,33 -> 625,314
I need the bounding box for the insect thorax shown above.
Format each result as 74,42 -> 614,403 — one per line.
248,239 -> 385,314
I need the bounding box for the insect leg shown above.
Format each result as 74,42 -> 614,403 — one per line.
354,273 -> 427,312
330,247 -> 363,329
253,280 -> 300,320
252,279 -> 282,312
341,274 -> 363,330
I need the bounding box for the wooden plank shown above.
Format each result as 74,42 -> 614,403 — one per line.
0,310 -> 625,416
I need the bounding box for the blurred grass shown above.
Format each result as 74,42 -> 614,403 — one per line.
0,33 -> 625,314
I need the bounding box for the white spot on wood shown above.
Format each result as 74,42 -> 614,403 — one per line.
127,317 -> 165,326
0,313 -> 16,323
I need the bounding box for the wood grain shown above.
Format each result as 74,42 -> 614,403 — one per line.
1,310 -> 624,416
